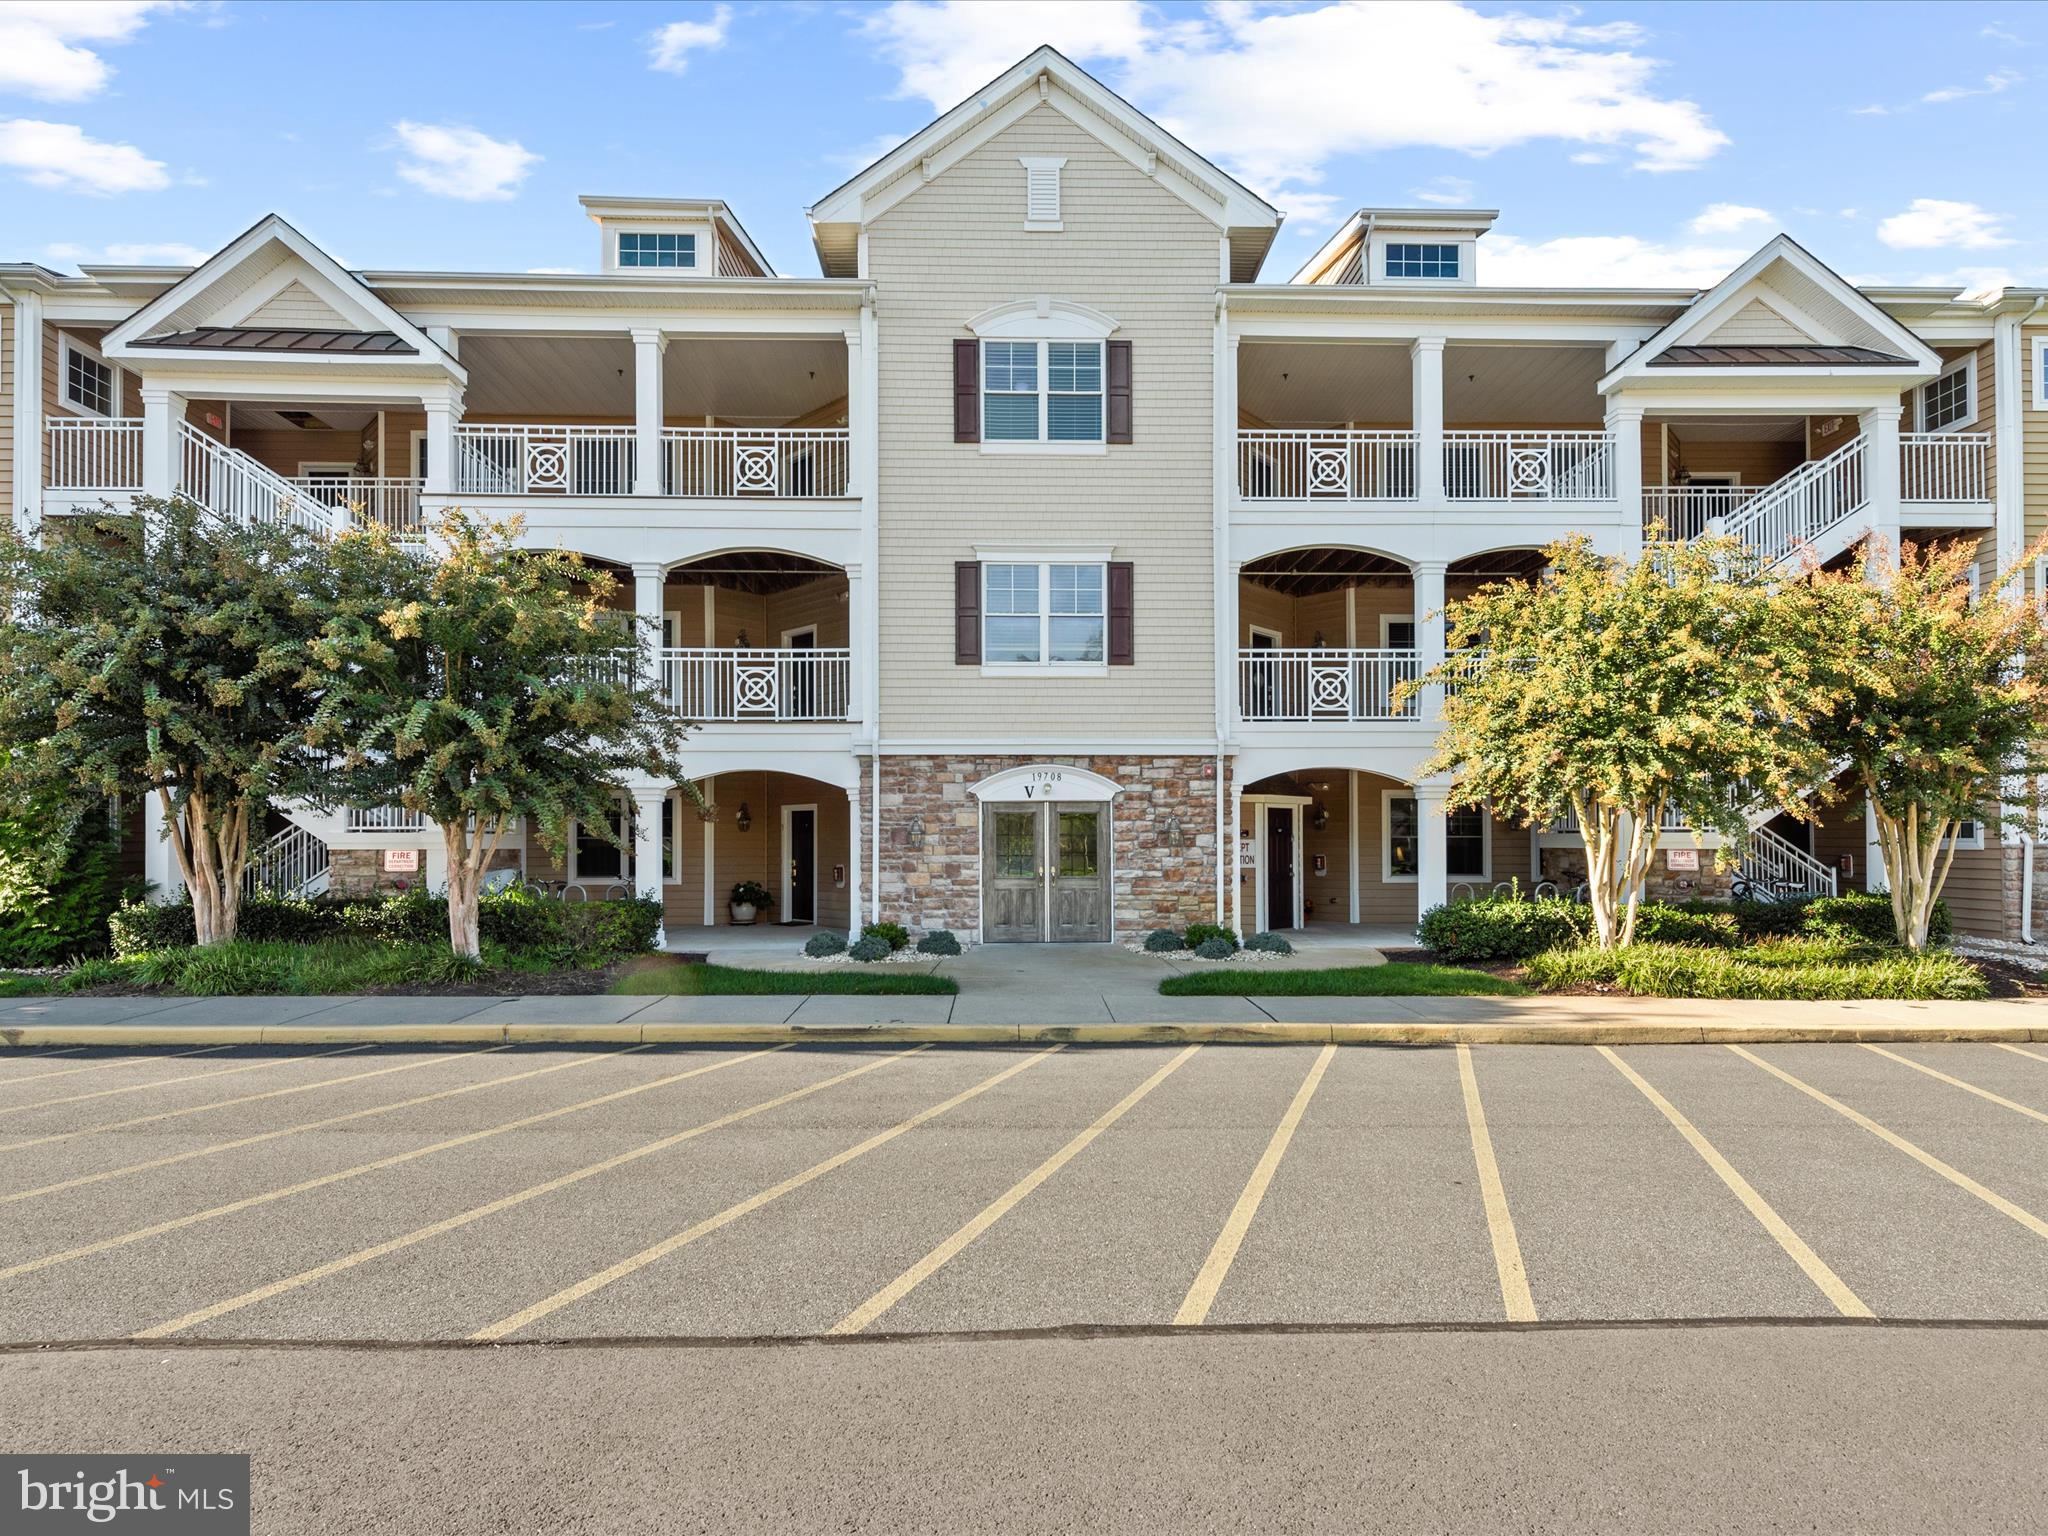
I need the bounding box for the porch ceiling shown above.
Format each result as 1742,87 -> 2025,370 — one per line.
1240,547 -> 1547,596
460,335 -> 848,424
1657,415 -> 1807,441
1445,344 -> 1605,425
667,551 -> 843,594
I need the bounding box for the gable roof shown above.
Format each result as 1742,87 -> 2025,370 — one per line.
1602,234 -> 1939,392
807,45 -> 1279,280
100,214 -> 463,381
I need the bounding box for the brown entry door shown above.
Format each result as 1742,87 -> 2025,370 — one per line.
984,805 -> 1044,943
1267,806 -> 1295,931
1049,804 -> 1109,942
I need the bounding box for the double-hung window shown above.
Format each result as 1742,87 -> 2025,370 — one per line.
1384,243 -> 1459,280
1384,794 -> 1487,880
983,562 -> 1104,667
62,335 -> 115,418
1919,357 -> 1974,433
982,340 -> 1104,444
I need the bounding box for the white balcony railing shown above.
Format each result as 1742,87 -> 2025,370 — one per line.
1238,648 -> 1419,722
291,477 -> 425,538
662,427 -> 851,498
346,806 -> 431,833
45,417 -> 143,491
1444,431 -> 1615,502
1235,430 -> 1418,502
1641,486 -> 1762,542
178,422 -> 331,537
659,647 -> 852,722
450,424 -> 852,499
1900,432 -> 1989,502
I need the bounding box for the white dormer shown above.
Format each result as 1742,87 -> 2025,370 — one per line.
1294,208 -> 1498,288
578,196 -> 772,277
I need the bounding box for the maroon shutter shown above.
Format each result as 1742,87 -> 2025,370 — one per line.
955,561 -> 981,665
953,338 -> 980,443
1107,561 -> 1134,665
1106,339 -> 1133,444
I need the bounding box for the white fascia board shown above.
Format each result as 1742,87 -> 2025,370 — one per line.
128,368 -> 461,404
359,273 -> 867,302
393,309 -> 863,336
1599,379 -> 1922,414
1229,314 -> 1660,344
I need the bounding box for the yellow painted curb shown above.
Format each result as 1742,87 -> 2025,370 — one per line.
501,1024 -> 644,1044
1020,1022 -> 1329,1044
257,1024 -> 507,1046
639,1023 -> 1015,1044
0,1025 -> 268,1048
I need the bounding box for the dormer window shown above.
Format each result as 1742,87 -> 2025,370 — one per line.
1385,243 -> 1459,280
618,231 -> 696,269
1020,156 -> 1065,231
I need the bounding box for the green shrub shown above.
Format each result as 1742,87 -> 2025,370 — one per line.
805,931 -> 848,958
0,797 -> 132,966
1632,904 -> 1740,948
1418,894 -> 1590,962
1802,892 -> 1951,947
1244,932 -> 1294,955
915,929 -> 962,956
58,956 -> 133,991
862,921 -> 910,952
1143,929 -> 1183,953
129,949 -> 191,989
1184,923 -> 1238,952
848,935 -> 891,963
177,942 -> 293,996
1192,935 -> 1237,961
424,949 -> 490,985
555,895 -> 661,959
1525,937 -> 1985,1000
473,886 -> 561,951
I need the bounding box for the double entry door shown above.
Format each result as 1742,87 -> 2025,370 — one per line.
983,801 -> 1110,943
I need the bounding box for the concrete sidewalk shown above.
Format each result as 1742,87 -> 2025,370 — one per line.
0,988 -> 2041,1046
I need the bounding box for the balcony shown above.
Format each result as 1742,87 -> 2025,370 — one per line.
291,476 -> 425,538
45,417 -> 142,495
1239,648 -> 1419,721
1235,430 -> 1417,503
1442,431 -> 1615,503
660,647 -> 852,722
450,424 -> 851,500
346,806 -> 432,833
1900,432 -> 1989,505
1232,427 -> 1616,507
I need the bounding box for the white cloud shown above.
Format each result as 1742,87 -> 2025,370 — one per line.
1688,201 -> 1772,235
1410,175 -> 1476,206
1482,233 -> 1748,289
0,1 -> 178,102
860,1 -> 1728,227
1876,198 -> 2011,250
390,121 -> 537,201
1980,24 -> 2028,46
648,5 -> 731,74
1908,265 -> 2021,300
1920,68 -> 2021,105
45,238 -> 207,265
0,118 -> 167,193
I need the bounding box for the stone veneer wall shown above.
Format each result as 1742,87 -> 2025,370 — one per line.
875,755 -> 1222,940
1539,846 -> 1736,904
327,848 -> 431,897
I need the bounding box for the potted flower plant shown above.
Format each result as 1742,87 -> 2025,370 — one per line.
728,880 -> 775,926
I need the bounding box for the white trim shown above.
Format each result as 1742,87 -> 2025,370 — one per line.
966,297 -> 1118,340
57,331 -> 117,419
979,558 -> 1109,671
780,623 -> 818,649
1378,612 -> 1418,647
1242,793 -> 1310,932
1247,623 -> 1283,647
1020,156 -> 1066,231
296,460 -> 356,478
408,429 -> 427,480
1382,788 -> 1491,884
780,801 -> 820,924
2033,336 -> 2048,410
1944,819 -> 1986,853
566,798 -> 628,885
1917,352 -> 1977,434
978,440 -> 1107,457
969,764 -> 1123,803
978,336 -> 1107,445
612,225 -> 706,274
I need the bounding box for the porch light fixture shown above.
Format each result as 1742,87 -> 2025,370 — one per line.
1311,803 -> 1330,832
736,802 -> 752,833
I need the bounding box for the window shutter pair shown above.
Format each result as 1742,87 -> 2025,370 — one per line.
954,561 -> 1133,666
951,339 -> 1133,444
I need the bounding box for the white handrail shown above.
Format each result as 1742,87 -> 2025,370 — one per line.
1238,648 -> 1418,721
1900,432 -> 1989,502
291,476 -> 425,537
1722,435 -> 1867,570
1234,430 -> 1419,501
1741,825 -> 1837,901
346,805 -> 431,832
177,422 -> 329,536
1443,430 -> 1615,502
1642,486 -> 1761,543
244,822 -> 330,899
44,417 -> 143,491
658,647 -> 853,721
663,427 -> 852,498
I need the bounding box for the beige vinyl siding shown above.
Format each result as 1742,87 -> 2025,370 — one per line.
241,280 -> 349,329
868,103 -> 1219,740
1703,298 -> 1812,346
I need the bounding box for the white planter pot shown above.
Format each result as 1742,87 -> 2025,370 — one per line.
729,902 -> 758,925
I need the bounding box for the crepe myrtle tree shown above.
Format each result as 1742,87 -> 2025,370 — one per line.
1784,535 -> 2048,951
1407,535 -> 1833,949
0,497 -> 336,946
306,510 -> 698,959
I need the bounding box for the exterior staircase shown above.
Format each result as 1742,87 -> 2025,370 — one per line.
243,820 -> 330,899
178,421 -> 333,537
1717,435 -> 1871,571
1738,824 -> 1837,902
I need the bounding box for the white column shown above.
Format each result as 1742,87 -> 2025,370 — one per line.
631,328 -> 666,496
1347,770 -> 1360,924
632,561 -> 665,699
846,784 -> 863,937
845,561 -> 868,734
701,776 -> 718,927
1229,782 -> 1243,938
1415,779 -> 1451,917
140,387 -> 184,498
842,325 -> 867,497
142,791 -> 183,903
631,784 -> 667,948
12,293 -> 43,535
1411,336 -> 1447,505
1413,559 -> 1448,722
424,394 -> 461,498
1226,559 -> 1244,733
1607,402 -> 1645,558
1861,402 -> 1903,575
1865,801 -> 1888,895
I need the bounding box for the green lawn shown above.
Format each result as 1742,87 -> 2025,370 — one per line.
1160,962 -> 1529,998
610,960 -> 957,996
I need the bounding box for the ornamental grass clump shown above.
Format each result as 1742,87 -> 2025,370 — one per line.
1525,936 -> 1985,1001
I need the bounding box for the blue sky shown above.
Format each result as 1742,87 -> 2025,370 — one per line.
2,1 -> 2040,294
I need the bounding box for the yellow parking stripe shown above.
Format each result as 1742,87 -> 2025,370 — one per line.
1456,1043 -> 1537,1322
0,1044 -> 724,1279
0,1049 -> 86,1074
0,1048 -> 500,1154
477,1046 -> 1062,1342
1729,1045 -> 2048,1244
135,1043 -> 831,1338
832,1045 -> 1198,1338
1862,1045 -> 2048,1126
1174,1044 -> 1333,1326
1597,1047 -> 1872,1318
0,1048 -> 338,1117
1993,1043 -> 2048,1066
0,1045 -> 232,1091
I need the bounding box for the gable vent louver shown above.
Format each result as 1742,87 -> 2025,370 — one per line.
1020,156 -> 1066,229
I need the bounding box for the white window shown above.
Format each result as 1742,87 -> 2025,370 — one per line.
982,340 -> 1103,443
1383,792 -> 1489,881
1918,356 -> 1975,433
1943,818 -> 1985,852
983,561 -> 1104,668
569,795 -> 677,883
1020,155 -> 1065,230
2034,336 -> 2048,410
618,231 -> 696,269
61,334 -> 115,418
1385,243 -> 1459,280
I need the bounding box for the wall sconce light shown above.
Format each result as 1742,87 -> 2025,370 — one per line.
735,802 -> 752,833
1311,803 -> 1329,832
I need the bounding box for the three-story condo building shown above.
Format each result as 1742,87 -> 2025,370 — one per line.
5,48 -> 2046,945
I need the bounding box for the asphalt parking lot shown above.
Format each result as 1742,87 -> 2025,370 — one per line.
1,1038 -> 2044,1342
